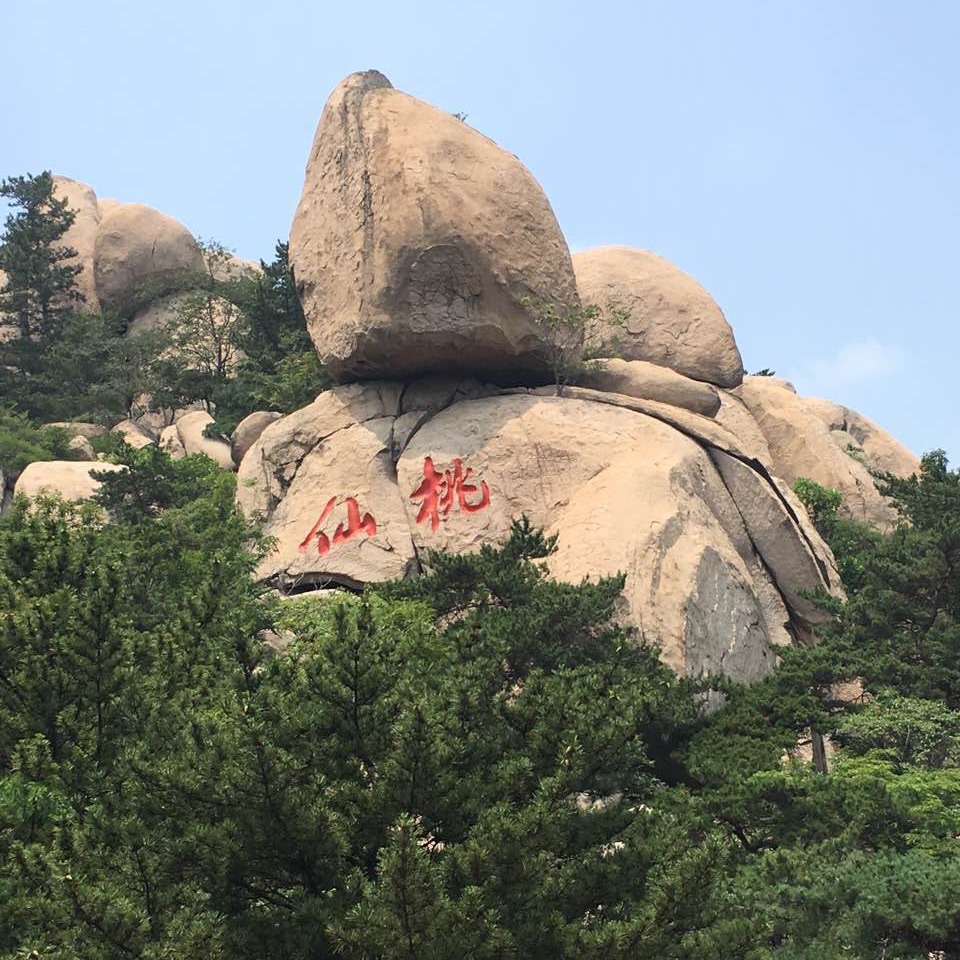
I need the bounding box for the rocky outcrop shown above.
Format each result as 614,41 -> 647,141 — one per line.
111,419 -> 155,449
231,411 -> 283,467
236,384 -> 416,587
94,204 -> 204,317
45,421 -> 108,440
802,396 -> 919,479
576,358 -> 720,417
573,246 -> 744,388
237,381 -> 841,679
53,176 -> 102,308
289,70 -> 578,384
66,435 -> 95,460
734,376 -> 897,527
174,411 -> 233,469
14,461 -> 125,501
159,424 -> 186,460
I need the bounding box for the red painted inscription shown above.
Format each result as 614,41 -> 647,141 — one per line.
410,457 -> 491,531
298,496 -> 378,555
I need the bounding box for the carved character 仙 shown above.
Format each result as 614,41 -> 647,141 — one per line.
299,496 -> 378,555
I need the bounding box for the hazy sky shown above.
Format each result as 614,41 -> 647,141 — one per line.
4,1 -> 958,461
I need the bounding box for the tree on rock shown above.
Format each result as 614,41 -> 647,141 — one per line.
0,171 -> 83,343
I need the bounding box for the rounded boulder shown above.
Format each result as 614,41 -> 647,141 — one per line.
94,203 -> 204,317
573,246 -> 744,388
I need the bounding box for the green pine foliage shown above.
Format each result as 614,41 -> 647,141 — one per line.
205,241 -> 330,435
0,409 -> 72,473
0,171 -> 83,343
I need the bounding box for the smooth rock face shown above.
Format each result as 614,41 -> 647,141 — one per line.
396,394 -> 793,677
94,204 -> 204,317
236,384 -> 415,587
736,376 -> 896,527
53,176 -> 101,309
573,246 -> 744,388
175,411 -> 234,470
289,70 -> 579,383
576,358 -> 720,417
802,396 -> 919,478
231,411 -> 283,467
708,450 -> 842,622
15,461 -> 125,501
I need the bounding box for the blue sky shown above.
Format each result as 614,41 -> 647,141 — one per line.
4,1 -> 958,461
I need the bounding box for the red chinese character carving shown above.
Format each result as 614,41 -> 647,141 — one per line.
298,496 -> 378,555
410,457 -> 491,531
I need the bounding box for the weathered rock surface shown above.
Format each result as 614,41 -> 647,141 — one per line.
289,70 -> 578,383
94,204 -> 204,317
175,411 -> 234,469
238,382 -> 842,679
576,358 -> 720,416
67,435 -> 95,460
236,384 -> 416,587
53,176 -> 101,308
713,391 -> 772,462
735,376 -> 896,527
46,421 -> 108,440
573,246 -> 744,388
14,461 -> 125,501
111,419 -> 155,449
159,424 -> 186,460
231,411 -> 283,467
802,396 -> 919,479
397,393 -> 798,677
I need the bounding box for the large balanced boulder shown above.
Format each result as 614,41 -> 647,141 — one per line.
94,203 -> 204,317
735,376 -> 897,527
289,70 -> 579,384
573,246 -> 744,388
238,382 -> 842,680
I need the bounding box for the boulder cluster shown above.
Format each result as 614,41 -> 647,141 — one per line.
20,71 -> 919,683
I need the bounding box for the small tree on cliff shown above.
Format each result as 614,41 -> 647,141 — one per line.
524,296 -> 627,395
0,171 -> 83,343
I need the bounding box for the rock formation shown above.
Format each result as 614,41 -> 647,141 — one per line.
733,376 -> 916,528
237,376 -> 845,678
53,176 -> 102,307
232,70 -> 921,684
47,175 -> 255,321
289,71 -> 578,383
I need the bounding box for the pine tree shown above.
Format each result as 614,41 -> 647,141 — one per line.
0,171 -> 83,344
